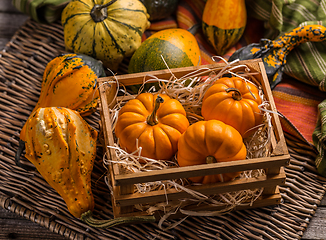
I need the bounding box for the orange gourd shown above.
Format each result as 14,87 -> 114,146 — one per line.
20,106 -> 157,226
202,0 -> 247,56
201,76 -> 263,138
177,120 -> 247,184
23,107 -> 98,218
115,93 -> 190,161
19,53 -> 105,143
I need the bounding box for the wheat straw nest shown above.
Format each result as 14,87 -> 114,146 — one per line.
0,18 -> 325,240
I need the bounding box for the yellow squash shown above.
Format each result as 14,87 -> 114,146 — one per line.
62,0 -> 150,71
19,106 -> 156,227
23,107 -> 98,218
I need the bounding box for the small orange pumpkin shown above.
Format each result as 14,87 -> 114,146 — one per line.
177,120 -> 247,184
115,93 -> 189,161
201,77 -> 263,138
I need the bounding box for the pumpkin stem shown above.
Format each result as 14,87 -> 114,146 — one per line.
81,210 -> 156,228
225,87 -> 242,101
147,95 -> 164,126
90,0 -> 118,22
206,156 -> 217,164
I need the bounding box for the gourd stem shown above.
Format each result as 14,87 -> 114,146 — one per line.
97,0 -> 118,10
206,156 -> 217,164
81,210 -> 156,228
15,139 -> 25,167
225,87 -> 242,101
90,0 -> 118,22
187,23 -> 201,36
147,95 -> 164,126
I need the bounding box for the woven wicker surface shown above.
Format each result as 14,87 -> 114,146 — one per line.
0,18 -> 325,240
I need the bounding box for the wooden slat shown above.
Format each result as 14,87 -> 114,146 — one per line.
116,191 -> 283,219
114,155 -> 290,186
115,167 -> 286,207
99,58 -> 264,86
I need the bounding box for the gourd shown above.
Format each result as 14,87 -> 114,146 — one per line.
177,120 -> 247,184
23,107 -> 98,218
61,0 -> 150,72
115,93 -> 189,161
128,27 -> 201,73
229,25 -> 326,89
140,0 -> 179,21
21,107 -> 156,227
201,76 -> 263,138
19,53 -> 105,143
202,0 -> 247,56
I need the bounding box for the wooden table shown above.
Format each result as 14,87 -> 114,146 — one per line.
1,1 -> 326,239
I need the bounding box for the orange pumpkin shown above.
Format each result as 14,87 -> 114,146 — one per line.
115,93 -> 189,161
177,120 -> 247,184
201,77 -> 263,138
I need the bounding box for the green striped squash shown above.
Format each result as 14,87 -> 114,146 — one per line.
128,28 -> 201,73
61,0 -> 150,72
202,0 -> 247,56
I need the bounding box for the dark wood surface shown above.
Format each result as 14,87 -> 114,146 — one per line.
1,0 -> 326,239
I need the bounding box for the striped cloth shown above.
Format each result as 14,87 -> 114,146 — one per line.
246,0 -> 326,176
272,77 -> 326,144
314,100 -> 326,176
246,0 -> 326,91
12,0 -> 69,23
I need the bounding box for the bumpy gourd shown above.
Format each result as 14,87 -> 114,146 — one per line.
177,120 -> 247,184
229,25 -> 326,89
115,93 -> 190,161
20,107 -> 156,226
23,107 -> 98,218
202,0 -> 247,56
62,0 -> 150,71
201,76 -> 263,138
19,53 -> 104,143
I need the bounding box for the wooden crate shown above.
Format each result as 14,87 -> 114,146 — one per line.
98,58 -> 290,220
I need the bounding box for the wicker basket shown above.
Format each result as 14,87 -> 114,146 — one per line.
1,19 -> 325,240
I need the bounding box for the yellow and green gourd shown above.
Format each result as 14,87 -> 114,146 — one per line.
61,0 -> 150,72
202,0 -> 247,56
128,27 -> 201,73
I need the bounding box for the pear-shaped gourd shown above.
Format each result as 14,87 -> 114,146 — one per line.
202,0 -> 247,56
23,107 -> 98,218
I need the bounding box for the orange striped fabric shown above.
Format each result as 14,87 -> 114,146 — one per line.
272,77 -> 326,144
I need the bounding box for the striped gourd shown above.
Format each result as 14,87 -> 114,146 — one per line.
128,28 -> 201,73
202,0 -> 247,56
61,0 -> 150,72
19,53 -> 105,143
